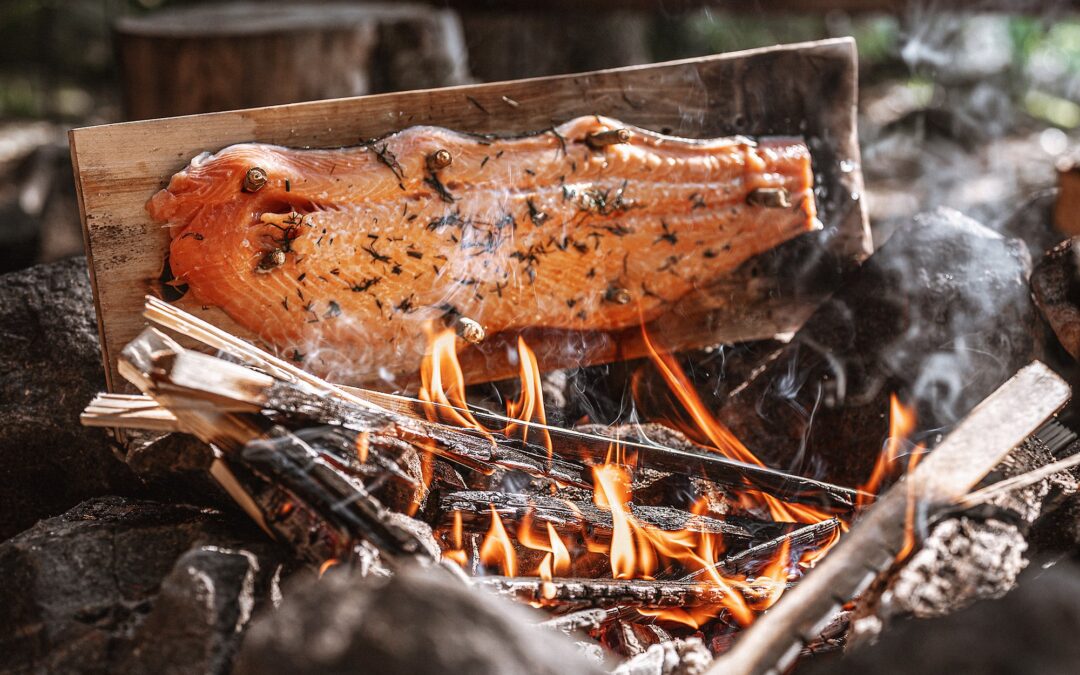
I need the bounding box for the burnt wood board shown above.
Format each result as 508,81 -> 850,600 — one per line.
71,37 -> 869,392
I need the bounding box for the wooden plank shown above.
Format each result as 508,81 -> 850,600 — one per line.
707,361 -> 1071,675
71,38 -> 869,392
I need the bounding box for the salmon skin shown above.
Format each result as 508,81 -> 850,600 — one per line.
148,115 -> 818,383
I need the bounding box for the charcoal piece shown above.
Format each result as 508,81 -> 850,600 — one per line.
0,257 -> 139,539
717,208 -> 1035,487
233,563 -> 605,675
0,496 -> 285,674
810,563 -> 1080,675
117,546 -> 279,675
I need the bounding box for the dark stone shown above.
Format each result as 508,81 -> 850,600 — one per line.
0,257 -> 138,540
0,496 -> 285,675
811,562 -> 1080,675
717,208 -> 1035,488
233,563 -> 605,675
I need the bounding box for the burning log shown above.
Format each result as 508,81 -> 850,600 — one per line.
439,490 -> 777,548
708,361 -> 1070,675
684,519 -> 841,581
716,208 -> 1036,488
474,576 -> 782,610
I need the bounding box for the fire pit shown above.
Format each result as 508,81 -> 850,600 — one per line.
4,35 -> 1067,675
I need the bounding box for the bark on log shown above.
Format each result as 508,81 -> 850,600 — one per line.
115,3 -> 469,120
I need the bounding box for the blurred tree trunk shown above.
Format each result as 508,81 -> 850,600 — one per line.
114,2 -> 470,120
460,9 -> 650,82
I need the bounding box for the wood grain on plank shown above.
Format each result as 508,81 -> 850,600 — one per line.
71,38 -> 869,392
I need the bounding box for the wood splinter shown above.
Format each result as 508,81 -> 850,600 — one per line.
243,166 -> 268,192
586,128 -> 631,149
746,187 -> 791,209
426,148 -> 453,171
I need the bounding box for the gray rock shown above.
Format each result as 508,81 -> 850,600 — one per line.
0,257 -> 137,540
234,563 -> 605,675
0,496 -> 285,674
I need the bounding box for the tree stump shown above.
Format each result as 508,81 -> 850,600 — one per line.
115,2 -> 470,120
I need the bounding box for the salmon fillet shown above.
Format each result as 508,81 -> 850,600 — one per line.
148,115 -> 818,383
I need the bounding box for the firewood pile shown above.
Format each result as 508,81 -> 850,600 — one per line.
39,206 -> 1076,674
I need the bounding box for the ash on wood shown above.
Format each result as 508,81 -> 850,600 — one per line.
115,3 -> 469,120
233,563 -> 604,675
717,208 -> 1035,488
475,576 -> 779,609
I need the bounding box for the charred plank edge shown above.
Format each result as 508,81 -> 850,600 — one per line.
709,361 -> 1071,675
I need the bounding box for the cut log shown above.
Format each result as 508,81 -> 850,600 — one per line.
474,576 -> 781,609
438,489 -> 780,549
115,3 -> 469,120
716,208 -> 1036,488
708,361 -> 1070,675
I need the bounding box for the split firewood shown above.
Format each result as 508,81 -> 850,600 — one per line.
708,361 -> 1070,675
473,576 -> 783,610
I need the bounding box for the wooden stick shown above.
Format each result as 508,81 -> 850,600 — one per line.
474,576 -> 781,609
683,519 -> 841,581
81,393 -> 181,432
144,296 -> 862,509
708,361 -> 1070,675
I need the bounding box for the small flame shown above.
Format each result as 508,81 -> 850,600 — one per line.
896,444 -> 926,563
480,504 -> 517,576
858,394 -> 918,506
640,325 -> 832,525
505,337 -> 554,459
318,558 -> 339,578
419,328 -> 487,431
444,510 -> 468,567
355,431 -> 369,464
593,463 -> 638,579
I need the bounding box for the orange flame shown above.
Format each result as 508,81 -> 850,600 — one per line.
419,328 -> 487,431
896,444 -> 926,563
355,431 -> 369,464
505,337 -> 554,459
318,558 -> 339,578
640,325 -> 832,525
858,394 -> 918,507
444,510 -> 468,567
480,504 -> 517,577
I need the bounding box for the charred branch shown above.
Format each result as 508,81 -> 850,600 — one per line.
474,576 -> 781,609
